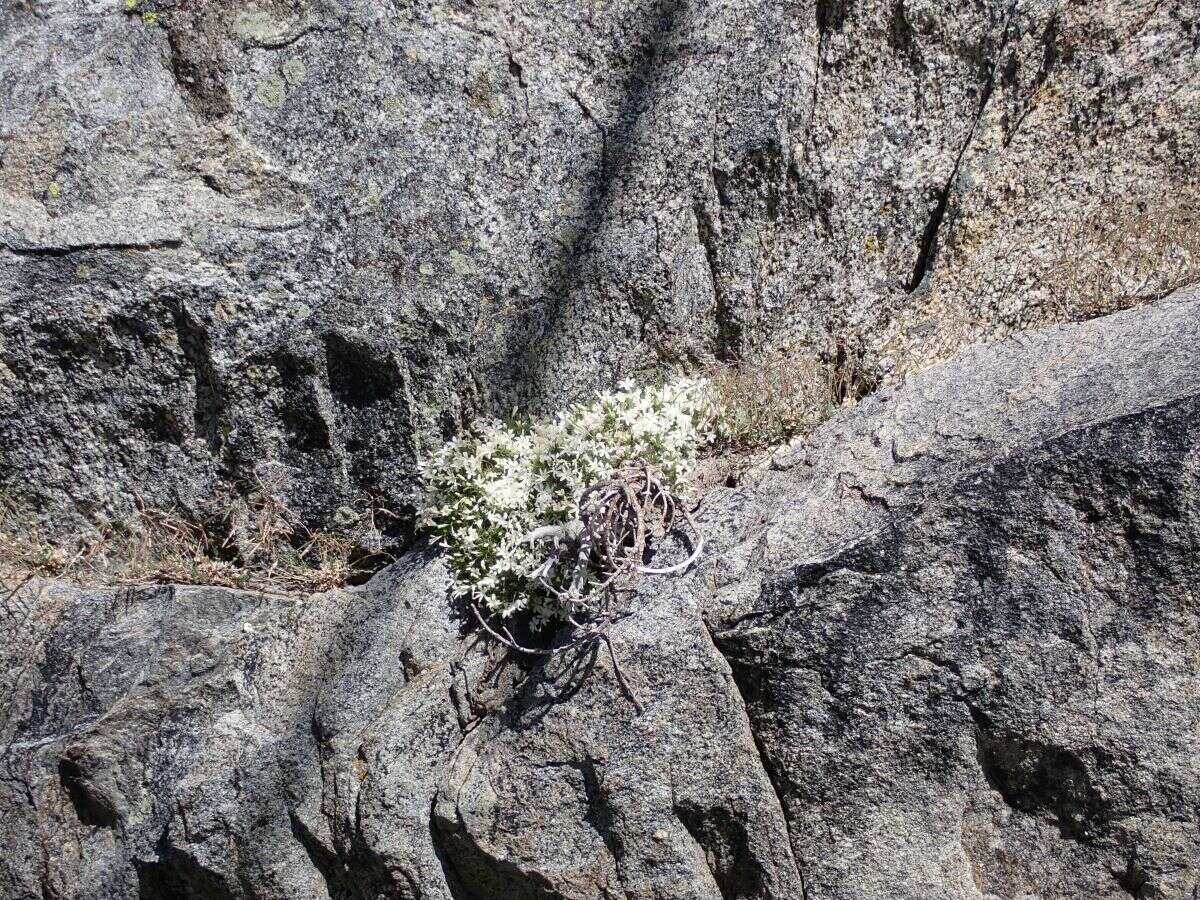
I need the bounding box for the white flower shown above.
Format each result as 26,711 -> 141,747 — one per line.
421,376 -> 712,618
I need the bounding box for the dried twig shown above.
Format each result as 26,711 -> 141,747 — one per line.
470,460 -> 703,711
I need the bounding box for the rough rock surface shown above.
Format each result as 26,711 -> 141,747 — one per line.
2,0 -> 1197,535
3,289 -> 1198,898
692,286 -> 1200,898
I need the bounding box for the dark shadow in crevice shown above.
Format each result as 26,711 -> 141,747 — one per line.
969,705 -> 1106,844
675,799 -> 770,900
58,755 -> 119,829
430,797 -> 568,900
289,809 -> 360,900
429,793 -> 485,900
135,832 -> 239,900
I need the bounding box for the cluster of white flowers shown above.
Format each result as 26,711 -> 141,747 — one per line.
420,377 -> 714,621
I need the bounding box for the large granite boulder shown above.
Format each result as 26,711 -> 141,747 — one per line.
693,286 -> 1200,897
2,289 -> 1198,898
2,0 -> 1196,536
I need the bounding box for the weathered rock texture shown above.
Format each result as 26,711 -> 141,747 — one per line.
3,289 -> 1198,898
2,0 -> 1197,535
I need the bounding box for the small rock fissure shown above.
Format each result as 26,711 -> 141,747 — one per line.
694,199 -> 736,361
2,239 -> 183,258
1113,848 -> 1155,899
906,2 -> 1017,293
1003,13 -> 1061,148
171,303 -> 225,454
699,618 -> 810,895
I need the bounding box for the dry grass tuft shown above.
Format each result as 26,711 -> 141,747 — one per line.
707,339 -> 878,451
0,485 -> 394,594
1038,193 -> 1200,324
689,339 -> 879,491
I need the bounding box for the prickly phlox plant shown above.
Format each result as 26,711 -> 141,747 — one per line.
420,378 -> 713,673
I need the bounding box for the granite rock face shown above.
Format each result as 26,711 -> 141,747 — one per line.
2,0 -> 1197,536
692,287 -> 1200,898
3,290 -> 1198,899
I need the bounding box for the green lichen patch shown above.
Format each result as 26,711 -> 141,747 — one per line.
281,58 -> 306,86
233,8 -> 282,43
466,71 -> 502,118
254,74 -> 287,109
448,249 -> 477,276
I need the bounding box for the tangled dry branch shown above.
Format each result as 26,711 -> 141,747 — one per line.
469,461 -> 704,709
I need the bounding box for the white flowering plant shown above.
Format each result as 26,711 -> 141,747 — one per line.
420,377 -> 714,624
